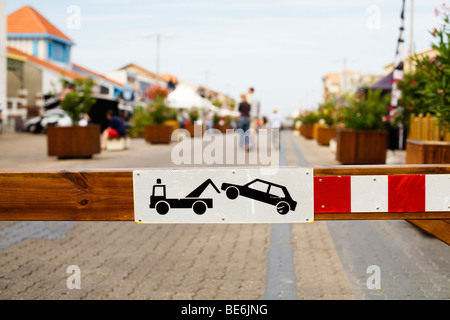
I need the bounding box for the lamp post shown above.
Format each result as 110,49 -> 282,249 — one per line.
144,33 -> 174,85
0,0 -> 7,133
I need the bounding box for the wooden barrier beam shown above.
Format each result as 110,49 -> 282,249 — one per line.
0,165 -> 449,222
0,170 -> 134,221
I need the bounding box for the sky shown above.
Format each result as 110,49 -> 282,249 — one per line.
5,0 -> 448,117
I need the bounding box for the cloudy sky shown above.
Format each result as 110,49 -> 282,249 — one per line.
6,0 -> 447,117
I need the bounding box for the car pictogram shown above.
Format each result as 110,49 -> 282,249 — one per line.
221,179 -> 297,215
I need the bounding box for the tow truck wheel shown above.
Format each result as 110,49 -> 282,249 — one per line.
225,187 -> 239,200
193,201 -> 207,215
276,201 -> 290,215
155,201 -> 170,215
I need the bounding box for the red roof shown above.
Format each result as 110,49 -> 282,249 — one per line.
8,5 -> 73,43
7,46 -> 84,80
72,63 -> 124,88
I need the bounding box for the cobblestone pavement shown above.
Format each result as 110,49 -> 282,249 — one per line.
288,132 -> 450,300
0,131 -> 449,300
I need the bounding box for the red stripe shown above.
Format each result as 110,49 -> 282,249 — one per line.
388,175 -> 425,212
314,176 -> 351,213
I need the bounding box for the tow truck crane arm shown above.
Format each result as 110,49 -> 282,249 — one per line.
186,179 -> 220,198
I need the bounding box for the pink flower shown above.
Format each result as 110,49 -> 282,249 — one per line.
431,27 -> 436,35
58,88 -> 73,100
437,89 -> 443,94
435,8 -> 440,16
429,56 -> 437,63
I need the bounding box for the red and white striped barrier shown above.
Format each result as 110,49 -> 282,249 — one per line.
314,174 -> 450,213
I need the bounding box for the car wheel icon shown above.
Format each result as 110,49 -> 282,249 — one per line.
276,201 -> 290,215
225,187 -> 239,200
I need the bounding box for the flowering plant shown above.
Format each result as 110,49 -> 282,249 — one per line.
340,89 -> 390,130
398,5 -> 450,132
317,100 -> 340,126
146,85 -> 168,100
298,110 -> 320,125
59,77 -> 96,125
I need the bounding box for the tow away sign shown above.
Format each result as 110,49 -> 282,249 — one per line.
133,167 -> 314,224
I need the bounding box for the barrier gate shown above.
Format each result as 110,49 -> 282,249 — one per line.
0,164 -> 449,245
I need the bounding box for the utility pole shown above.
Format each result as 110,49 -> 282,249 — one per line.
0,0 -> 7,133
144,33 -> 174,86
410,0 -> 414,55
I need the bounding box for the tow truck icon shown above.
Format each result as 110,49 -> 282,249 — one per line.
150,178 -> 220,215
150,178 -> 297,216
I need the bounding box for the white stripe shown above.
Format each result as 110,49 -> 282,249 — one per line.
351,176 -> 388,213
425,174 -> 450,212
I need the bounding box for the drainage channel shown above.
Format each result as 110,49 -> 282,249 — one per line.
263,132 -> 299,299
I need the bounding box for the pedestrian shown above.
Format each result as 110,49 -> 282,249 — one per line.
268,108 -> 283,149
204,107 -> 215,133
177,108 -> 190,129
247,87 -> 260,148
237,93 -> 251,150
247,87 -> 261,130
101,109 -> 126,150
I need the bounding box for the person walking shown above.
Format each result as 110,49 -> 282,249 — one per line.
237,93 -> 251,151
247,87 -> 260,148
268,108 -> 283,149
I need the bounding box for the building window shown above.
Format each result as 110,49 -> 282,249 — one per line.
48,40 -> 70,63
32,40 -> 39,57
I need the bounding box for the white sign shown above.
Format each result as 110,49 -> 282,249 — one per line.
133,167 -> 314,224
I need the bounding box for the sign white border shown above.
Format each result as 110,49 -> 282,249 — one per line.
133,167 -> 314,224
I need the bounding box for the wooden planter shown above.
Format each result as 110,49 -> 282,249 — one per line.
47,124 -> 101,159
212,124 -> 234,133
336,129 -> 388,164
145,124 -> 174,144
406,139 -> 450,164
300,124 -> 314,139
185,124 -> 205,137
316,126 -> 337,146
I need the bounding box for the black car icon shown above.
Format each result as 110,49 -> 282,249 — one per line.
221,179 -> 297,215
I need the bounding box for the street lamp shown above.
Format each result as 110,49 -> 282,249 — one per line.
144,33 -> 174,85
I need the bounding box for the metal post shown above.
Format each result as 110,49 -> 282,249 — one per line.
0,0 -> 7,133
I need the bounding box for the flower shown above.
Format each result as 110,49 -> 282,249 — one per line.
146,85 -> 168,100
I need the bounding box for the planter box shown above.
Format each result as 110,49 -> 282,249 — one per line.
300,124 -> 314,139
145,125 -> 174,144
185,124 -> 205,137
316,126 -> 336,146
336,129 -> 388,164
47,125 -> 101,159
212,124 -> 234,133
406,139 -> 450,164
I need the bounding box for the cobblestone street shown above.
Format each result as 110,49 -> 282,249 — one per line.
0,131 -> 449,300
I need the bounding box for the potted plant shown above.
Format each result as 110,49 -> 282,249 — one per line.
298,110 -> 320,139
47,77 -> 99,159
397,6 -> 450,164
316,100 -> 338,146
212,113 -> 234,133
142,85 -> 174,144
335,89 -> 390,164
185,107 -> 204,137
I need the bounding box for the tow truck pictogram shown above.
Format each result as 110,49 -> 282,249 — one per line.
150,178 -> 220,215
